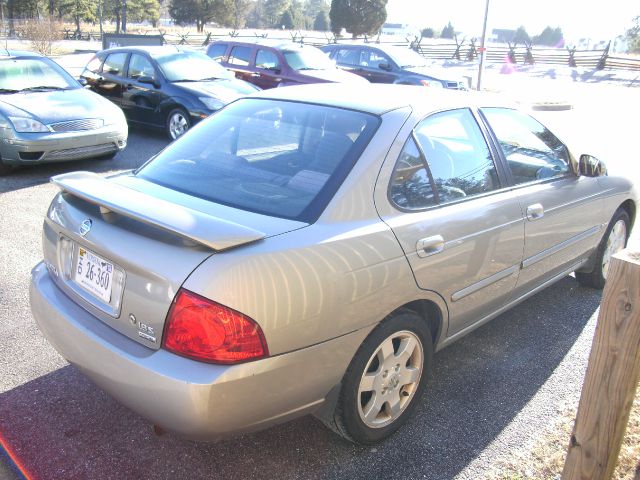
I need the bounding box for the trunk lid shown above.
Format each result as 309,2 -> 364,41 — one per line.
44,171 -> 306,350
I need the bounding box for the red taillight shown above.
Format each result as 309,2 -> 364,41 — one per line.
163,289 -> 268,364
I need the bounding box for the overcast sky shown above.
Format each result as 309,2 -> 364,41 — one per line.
386,0 -> 638,41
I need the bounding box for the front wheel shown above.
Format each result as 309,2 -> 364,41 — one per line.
324,309 -> 433,444
166,108 -> 191,141
576,208 -> 630,289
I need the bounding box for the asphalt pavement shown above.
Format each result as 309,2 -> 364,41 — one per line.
1,86 -> 639,479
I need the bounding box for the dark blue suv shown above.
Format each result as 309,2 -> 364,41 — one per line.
321,43 -> 467,89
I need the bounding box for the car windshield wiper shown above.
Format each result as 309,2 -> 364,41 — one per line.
171,78 -> 200,82
20,85 -> 69,91
402,65 -> 427,69
198,76 -> 222,81
297,67 -> 322,71
0,88 -> 19,93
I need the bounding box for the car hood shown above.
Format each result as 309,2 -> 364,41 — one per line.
298,68 -> 368,84
0,88 -> 119,124
173,78 -> 259,102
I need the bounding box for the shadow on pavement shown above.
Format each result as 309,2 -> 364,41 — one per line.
0,277 -> 600,480
0,129 -> 168,195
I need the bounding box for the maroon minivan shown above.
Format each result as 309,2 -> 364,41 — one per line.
206,40 -> 368,89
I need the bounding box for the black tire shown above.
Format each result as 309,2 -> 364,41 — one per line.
165,108 -> 191,141
324,309 -> 433,444
576,208 -> 630,289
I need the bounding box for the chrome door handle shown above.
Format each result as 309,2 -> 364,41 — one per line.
416,235 -> 444,258
526,203 -> 544,220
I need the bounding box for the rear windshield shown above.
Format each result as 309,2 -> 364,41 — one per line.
137,99 -> 379,222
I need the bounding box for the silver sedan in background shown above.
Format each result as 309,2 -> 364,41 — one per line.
30,84 -> 636,444
0,50 -> 127,175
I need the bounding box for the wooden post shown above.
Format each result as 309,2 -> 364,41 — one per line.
562,250 -> 640,480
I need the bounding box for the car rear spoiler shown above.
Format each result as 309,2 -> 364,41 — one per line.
51,171 -> 266,251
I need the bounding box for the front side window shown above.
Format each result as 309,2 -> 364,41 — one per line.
103,52 -> 128,76
137,99 -> 379,222
255,49 -> 280,70
414,109 -> 499,204
482,108 -> 570,185
335,48 -> 360,66
361,50 -> 391,68
228,46 -> 252,66
208,43 -> 228,61
128,54 -> 155,80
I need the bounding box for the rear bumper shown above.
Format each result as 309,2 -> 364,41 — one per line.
30,262 -> 369,440
1,125 -> 127,165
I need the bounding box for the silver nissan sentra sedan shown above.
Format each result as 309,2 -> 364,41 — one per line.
0,50 -> 127,175
30,84 -> 636,444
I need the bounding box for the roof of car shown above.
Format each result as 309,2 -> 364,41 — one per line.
211,39 -> 315,51
249,83 -> 513,116
0,50 -> 43,59
321,43 -> 417,54
98,45 -> 194,57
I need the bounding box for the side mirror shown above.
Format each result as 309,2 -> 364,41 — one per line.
378,62 -> 392,71
138,75 -> 159,88
579,154 -> 607,177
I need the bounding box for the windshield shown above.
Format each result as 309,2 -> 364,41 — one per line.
0,57 -> 78,91
385,47 -> 428,68
284,47 -> 335,71
137,99 -> 379,222
155,50 -> 233,82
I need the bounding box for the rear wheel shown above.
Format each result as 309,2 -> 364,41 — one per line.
576,208 -> 630,289
324,309 -> 433,444
166,108 -> 190,141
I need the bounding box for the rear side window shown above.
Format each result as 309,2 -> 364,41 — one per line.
228,46 -> 252,66
481,108 -> 570,185
103,52 -> 128,76
137,99 -> 379,222
389,137 -> 436,210
208,43 -> 228,61
414,109 -> 498,204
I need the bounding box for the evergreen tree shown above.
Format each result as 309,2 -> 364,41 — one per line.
59,0 -> 96,34
514,25 -> 530,44
627,16 -> 640,53
329,0 -> 387,39
440,21 -> 454,39
533,26 -> 564,47
169,0 -> 234,32
313,10 -> 329,31
281,9 -> 294,28
421,27 -> 434,38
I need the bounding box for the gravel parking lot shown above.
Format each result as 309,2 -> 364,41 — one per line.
1,81 -> 639,479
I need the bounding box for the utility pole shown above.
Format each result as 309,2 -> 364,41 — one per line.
477,0 -> 490,90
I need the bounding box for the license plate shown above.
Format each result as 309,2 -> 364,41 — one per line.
73,247 -> 114,304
